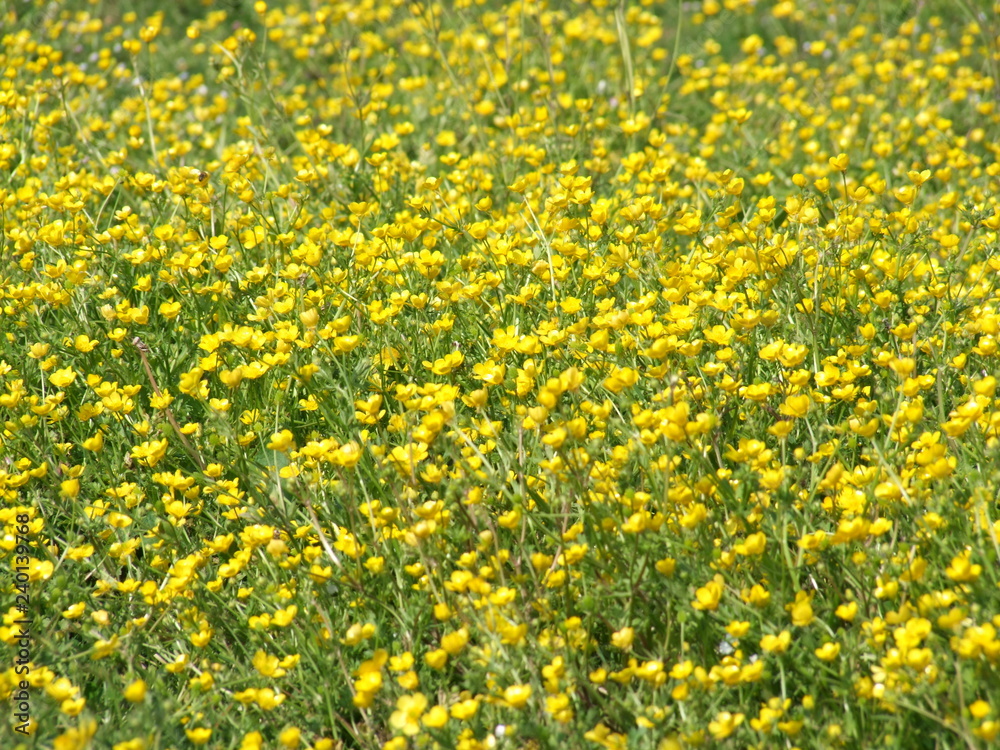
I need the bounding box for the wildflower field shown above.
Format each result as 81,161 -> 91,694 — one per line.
3,0 -> 1000,747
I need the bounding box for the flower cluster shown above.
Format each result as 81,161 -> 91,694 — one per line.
1,0 -> 999,748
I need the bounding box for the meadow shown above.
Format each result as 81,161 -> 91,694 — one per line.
2,0 -> 1000,747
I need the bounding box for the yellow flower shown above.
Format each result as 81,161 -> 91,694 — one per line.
255,688 -> 285,710
62,602 -> 86,619
970,701 -> 991,720
734,532 -> 766,556
267,429 -> 295,452
423,350 -> 464,375
835,602 -> 858,621
334,335 -> 361,353
815,642 -> 841,661
123,680 -> 146,703
829,153 -> 849,172
53,720 -> 97,750
498,507 -> 522,529
545,692 -> 574,723
708,711 -> 744,740
655,558 -> 676,576
603,366 -> 638,393
450,698 -> 480,720
277,727 -> 301,749
341,622 -> 375,646
946,550 -> 981,582
397,671 -> 420,690
389,652 -> 414,672
611,626 -> 635,650
743,584 -> 771,608
424,649 -> 448,669
185,728 -> 212,745
503,684 -> 532,708
389,693 -> 428,736
49,367 -> 77,388
726,621 -> 751,638
788,591 -> 815,626
692,575 -> 725,611
974,722 -> 1000,742
421,705 -> 449,729
440,628 -> 469,656
760,631 -> 791,654
779,393 -> 811,418
253,651 -> 285,678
